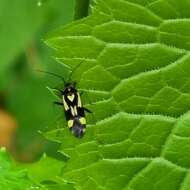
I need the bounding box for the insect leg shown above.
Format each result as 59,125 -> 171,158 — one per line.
54,101 -> 63,106
83,107 -> 92,113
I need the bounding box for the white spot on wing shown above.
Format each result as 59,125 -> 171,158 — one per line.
63,97 -> 69,110
74,106 -> 78,115
68,120 -> 73,128
70,106 -> 75,116
77,92 -> 82,107
67,94 -> 75,102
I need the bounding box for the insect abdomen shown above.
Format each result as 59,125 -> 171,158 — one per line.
69,116 -> 86,138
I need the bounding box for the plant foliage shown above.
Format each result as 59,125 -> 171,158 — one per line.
44,0 -> 190,190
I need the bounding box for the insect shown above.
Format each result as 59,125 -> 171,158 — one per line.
54,81 -> 91,138
38,65 -> 91,138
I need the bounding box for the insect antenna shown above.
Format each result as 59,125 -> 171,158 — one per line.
36,70 -> 66,84
36,60 -> 84,84
68,60 -> 84,81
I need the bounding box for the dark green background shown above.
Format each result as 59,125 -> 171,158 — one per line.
0,0 -> 75,162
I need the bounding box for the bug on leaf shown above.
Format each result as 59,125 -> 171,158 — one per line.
54,81 -> 91,138
39,64 -> 91,138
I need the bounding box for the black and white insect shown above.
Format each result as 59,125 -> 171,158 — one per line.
39,65 -> 91,138
54,81 -> 91,138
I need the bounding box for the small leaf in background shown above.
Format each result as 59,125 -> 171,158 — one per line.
45,0 -> 190,190
27,154 -> 76,190
0,147 -> 34,190
0,148 -> 76,190
27,154 -> 64,182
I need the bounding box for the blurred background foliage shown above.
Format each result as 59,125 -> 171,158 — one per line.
0,0 -> 75,162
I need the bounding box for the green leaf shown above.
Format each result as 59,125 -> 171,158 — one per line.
1,149 -> 76,190
26,154 -> 76,190
27,154 -> 64,183
45,0 -> 190,189
0,147 -> 35,190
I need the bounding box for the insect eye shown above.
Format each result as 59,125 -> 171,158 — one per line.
64,88 -> 70,94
